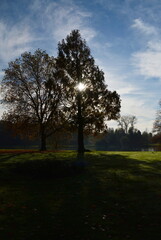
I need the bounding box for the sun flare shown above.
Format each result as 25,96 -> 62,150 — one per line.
77,82 -> 86,91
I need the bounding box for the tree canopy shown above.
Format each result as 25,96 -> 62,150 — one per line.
57,30 -> 121,130
1,49 -> 65,151
57,30 -> 121,151
1,30 -> 121,151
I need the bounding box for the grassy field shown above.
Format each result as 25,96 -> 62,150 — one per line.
0,150 -> 161,240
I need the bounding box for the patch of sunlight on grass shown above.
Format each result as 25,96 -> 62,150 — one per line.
139,163 -> 161,176
139,164 -> 154,170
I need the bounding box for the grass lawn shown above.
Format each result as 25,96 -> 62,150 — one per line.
0,151 -> 161,240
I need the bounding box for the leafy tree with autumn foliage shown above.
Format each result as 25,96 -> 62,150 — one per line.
57,30 -> 121,153
1,49 -> 65,151
1,30 -> 121,152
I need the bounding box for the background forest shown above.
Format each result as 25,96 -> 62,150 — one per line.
0,120 -> 153,151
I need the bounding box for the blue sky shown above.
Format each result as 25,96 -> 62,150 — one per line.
1,0 -> 161,132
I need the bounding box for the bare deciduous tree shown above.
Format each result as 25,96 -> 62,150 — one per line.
153,100 -> 161,135
117,115 -> 137,133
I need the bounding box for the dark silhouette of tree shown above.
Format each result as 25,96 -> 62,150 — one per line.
57,30 -> 121,153
153,100 -> 161,134
117,115 -> 137,134
152,100 -> 161,148
1,49 -> 65,151
142,131 -> 152,149
128,128 -> 142,150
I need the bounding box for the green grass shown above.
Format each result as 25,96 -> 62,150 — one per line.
0,151 -> 161,239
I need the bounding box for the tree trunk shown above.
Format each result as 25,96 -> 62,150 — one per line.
40,125 -> 47,151
77,92 -> 85,153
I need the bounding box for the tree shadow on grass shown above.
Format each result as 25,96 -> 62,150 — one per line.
12,159 -> 85,179
1,153 -> 161,239
72,152 -> 161,240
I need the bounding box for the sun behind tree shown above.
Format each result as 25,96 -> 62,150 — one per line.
57,29 -> 121,153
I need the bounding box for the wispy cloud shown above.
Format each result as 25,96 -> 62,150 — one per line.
30,0 -> 96,43
132,49 -> 161,79
98,51 -> 158,131
131,18 -> 158,36
108,93 -> 156,132
104,70 -> 135,93
131,18 -> 161,79
96,0 -> 161,24
0,21 -> 34,63
0,0 -> 96,64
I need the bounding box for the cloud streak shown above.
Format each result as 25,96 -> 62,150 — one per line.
0,21 -> 35,63
30,0 -> 96,43
0,0 -> 96,64
131,18 -> 158,36
132,50 -> 161,79
131,18 -> 161,80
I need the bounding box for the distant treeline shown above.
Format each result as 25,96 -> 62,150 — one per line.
0,121 -> 38,149
94,128 -> 152,151
51,128 -> 153,151
0,121 -> 152,151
